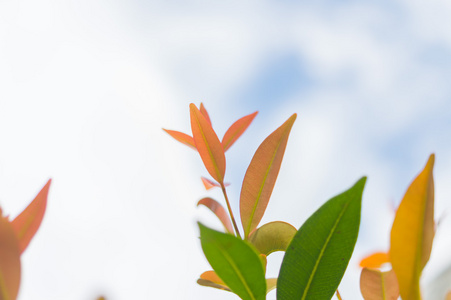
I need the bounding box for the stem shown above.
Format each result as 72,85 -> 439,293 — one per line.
336,290 -> 343,300
220,183 -> 242,239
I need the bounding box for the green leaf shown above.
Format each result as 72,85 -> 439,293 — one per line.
248,221 -> 297,256
199,223 -> 266,300
277,177 -> 366,300
240,114 -> 296,238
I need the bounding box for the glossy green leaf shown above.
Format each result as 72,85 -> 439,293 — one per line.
277,177 -> 366,300
163,129 -> 196,150
248,221 -> 297,256
360,268 -> 399,300
11,179 -> 51,254
197,198 -> 234,234
240,114 -> 296,238
0,211 -> 21,300
390,154 -> 435,300
190,103 -> 226,183
222,111 -> 258,152
199,223 -> 266,300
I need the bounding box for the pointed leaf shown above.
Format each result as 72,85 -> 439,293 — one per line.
277,177 -> 366,300
240,114 -> 296,238
222,111 -> 258,152
197,198 -> 234,234
197,270 -> 231,291
360,252 -> 390,269
201,177 -> 220,190
248,221 -> 297,256
163,129 -> 196,150
360,268 -> 399,300
200,103 -> 212,126
390,154 -> 435,300
199,223 -> 266,300
0,212 -> 21,300
11,179 -> 51,254
190,104 -> 226,183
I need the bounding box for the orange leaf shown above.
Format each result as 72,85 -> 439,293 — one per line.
163,129 -> 196,150
201,177 -> 220,190
200,103 -> 212,126
197,198 -> 234,234
360,252 -> 390,269
11,179 -> 51,254
190,103 -> 226,183
446,291 -> 451,300
360,268 -> 399,300
240,114 -> 296,238
390,154 -> 435,300
222,111 -> 258,152
197,270 -> 231,291
0,211 -> 21,300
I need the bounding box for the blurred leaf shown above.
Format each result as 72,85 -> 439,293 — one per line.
390,154 -> 435,300
197,198 -> 234,234
222,111 -> 258,152
240,114 -> 296,238
277,177 -> 366,300
266,278 -> 277,294
201,177 -> 220,190
360,252 -> 390,269
248,221 -> 297,256
11,179 -> 51,254
163,129 -> 196,150
200,103 -> 212,126
197,270 -> 231,291
446,291 -> 451,300
360,268 -> 399,300
190,104 -> 226,183
0,211 -> 21,300
199,223 -> 266,300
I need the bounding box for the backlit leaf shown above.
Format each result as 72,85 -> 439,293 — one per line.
222,111 -> 258,152
240,114 -> 296,238
277,177 -> 366,300
200,103 -> 212,126
199,223 -> 266,300
390,154 -> 435,300
163,129 -> 196,150
360,268 -> 399,300
197,270 -> 231,291
197,198 -> 234,234
201,177 -> 220,190
11,179 -> 51,254
0,211 -> 21,300
190,104 -> 226,183
360,252 -> 390,269
248,221 -> 297,256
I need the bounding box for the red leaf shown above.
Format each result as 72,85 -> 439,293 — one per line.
201,177 -> 221,190
190,103 -> 226,183
11,179 -> 51,254
0,211 -> 21,300
163,129 -> 196,150
197,198 -> 234,234
200,103 -> 212,126
222,111 -> 258,152
240,114 -> 296,238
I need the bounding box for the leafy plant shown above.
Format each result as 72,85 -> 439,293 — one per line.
0,180 -> 51,300
164,103 -> 367,299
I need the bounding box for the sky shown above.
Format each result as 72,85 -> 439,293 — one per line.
0,0 -> 451,299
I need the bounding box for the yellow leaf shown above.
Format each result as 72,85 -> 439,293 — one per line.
360,268 -> 399,300
390,154 -> 435,300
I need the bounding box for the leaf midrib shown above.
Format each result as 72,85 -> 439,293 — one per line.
301,202 -> 350,300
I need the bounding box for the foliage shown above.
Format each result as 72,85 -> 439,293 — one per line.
165,103 -> 444,299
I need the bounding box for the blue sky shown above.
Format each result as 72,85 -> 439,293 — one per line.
0,1 -> 451,299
